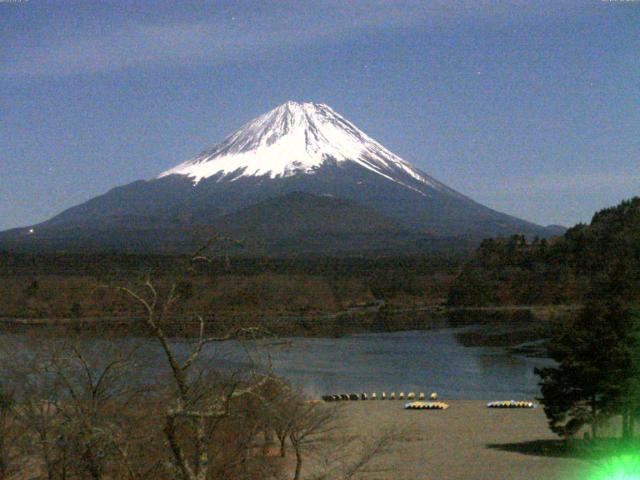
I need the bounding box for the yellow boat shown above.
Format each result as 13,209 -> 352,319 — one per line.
404,401 -> 449,410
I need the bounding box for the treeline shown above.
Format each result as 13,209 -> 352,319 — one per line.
0,253 -> 460,320
0,250 -> 463,278
448,197 -> 640,307
499,198 -> 640,444
537,299 -> 640,442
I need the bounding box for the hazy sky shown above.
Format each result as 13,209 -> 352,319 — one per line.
1,0 -> 639,230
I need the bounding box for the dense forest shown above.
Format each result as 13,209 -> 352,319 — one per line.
0,252 -> 460,324
3,197 -> 638,327
447,197 -> 640,307
531,200 -> 640,443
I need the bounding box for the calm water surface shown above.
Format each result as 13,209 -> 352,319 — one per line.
193,327 -> 553,400
3,324 -> 553,400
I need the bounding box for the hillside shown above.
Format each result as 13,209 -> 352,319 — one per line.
211,192 -> 420,255
447,197 -> 640,306
0,102 -> 557,254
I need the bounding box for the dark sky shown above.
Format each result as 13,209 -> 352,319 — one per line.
1,0 -> 638,230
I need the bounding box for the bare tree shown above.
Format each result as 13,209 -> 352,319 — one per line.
264,383 -> 298,458
281,397 -> 398,480
0,242 -> 394,480
4,332 -> 151,480
0,383 -> 19,480
308,428 -> 400,480
119,249 -> 276,480
13,375 -> 65,480
287,401 -> 339,480
47,340 -> 139,479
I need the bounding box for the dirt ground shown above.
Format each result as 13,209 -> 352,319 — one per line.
321,400 -> 597,480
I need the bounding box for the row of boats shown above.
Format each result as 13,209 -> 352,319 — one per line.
322,392 -> 437,402
405,400 -> 536,410
322,394 -> 536,410
404,401 -> 449,410
486,400 -> 536,409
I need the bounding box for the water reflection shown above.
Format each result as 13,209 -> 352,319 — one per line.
196,328 -> 553,399
0,323 -> 554,400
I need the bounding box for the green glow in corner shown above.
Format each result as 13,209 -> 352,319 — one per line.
590,455 -> 640,480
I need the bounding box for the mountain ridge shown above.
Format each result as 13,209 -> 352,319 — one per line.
158,101 -> 458,200
0,101 -> 562,254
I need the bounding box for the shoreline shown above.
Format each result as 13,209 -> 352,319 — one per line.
0,303 -> 579,323
0,305 -> 576,365
0,307 -> 568,358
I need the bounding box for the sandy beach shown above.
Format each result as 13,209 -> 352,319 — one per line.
324,400 -> 595,480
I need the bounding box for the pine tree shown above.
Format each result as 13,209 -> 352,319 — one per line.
536,300 -> 640,440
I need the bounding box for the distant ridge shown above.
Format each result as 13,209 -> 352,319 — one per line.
0,101 -> 560,254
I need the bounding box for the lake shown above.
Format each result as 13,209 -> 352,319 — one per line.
186,326 -> 553,400
1,322 -> 553,400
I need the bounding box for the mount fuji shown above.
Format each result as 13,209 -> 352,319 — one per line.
1,102 -> 559,254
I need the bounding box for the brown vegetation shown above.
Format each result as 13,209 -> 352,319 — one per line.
0,249 -> 396,479
0,272 -> 451,321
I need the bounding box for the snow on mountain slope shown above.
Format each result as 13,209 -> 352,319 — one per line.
0,101 -> 559,254
158,101 -> 449,195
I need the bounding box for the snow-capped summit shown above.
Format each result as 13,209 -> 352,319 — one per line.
158,101 -> 446,194
3,101 -> 558,254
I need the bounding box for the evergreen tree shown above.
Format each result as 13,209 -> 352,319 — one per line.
536,300 -> 640,439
